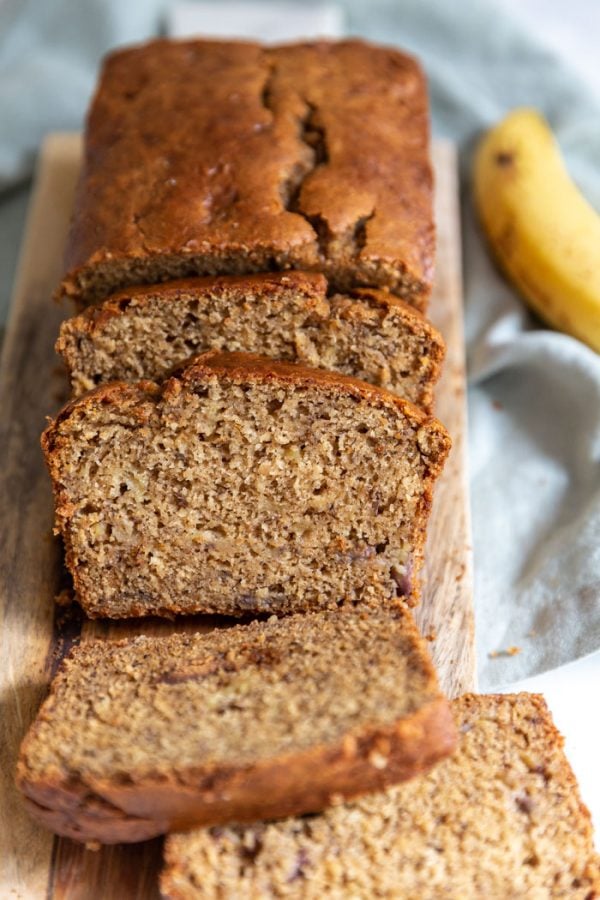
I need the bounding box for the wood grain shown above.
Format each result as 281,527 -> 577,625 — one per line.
0,133 -> 474,899
416,141 -> 477,697
0,135 -> 79,899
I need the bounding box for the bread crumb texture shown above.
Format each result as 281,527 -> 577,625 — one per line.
57,273 -> 444,409
42,351 -> 450,619
162,693 -> 600,899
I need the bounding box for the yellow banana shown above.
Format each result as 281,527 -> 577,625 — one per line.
474,108 -> 600,352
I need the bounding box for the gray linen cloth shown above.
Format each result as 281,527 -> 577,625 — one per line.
1,0 -> 598,688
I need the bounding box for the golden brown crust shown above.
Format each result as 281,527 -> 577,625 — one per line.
57,274 -> 438,338
44,350 -> 450,456
17,697 -> 455,844
59,38 -> 434,308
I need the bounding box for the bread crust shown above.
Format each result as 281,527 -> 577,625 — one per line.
43,350 -> 450,455
58,38 -> 434,308
17,697 -> 455,844
16,609 -> 456,844
58,272 -> 329,337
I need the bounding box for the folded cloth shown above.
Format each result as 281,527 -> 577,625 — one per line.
0,0 -> 163,321
353,0 -> 600,687
1,0 -> 598,688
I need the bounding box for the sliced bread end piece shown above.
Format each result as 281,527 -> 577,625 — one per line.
16,606 -> 455,843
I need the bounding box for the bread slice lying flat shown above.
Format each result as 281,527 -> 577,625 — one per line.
16,606 -> 455,844
56,272 -> 444,410
42,351 -> 450,619
161,693 -> 600,900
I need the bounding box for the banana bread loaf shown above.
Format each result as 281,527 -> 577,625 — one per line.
58,38 -> 434,309
57,272 -> 444,408
161,693 -> 600,899
16,606 -> 456,844
42,351 -> 450,619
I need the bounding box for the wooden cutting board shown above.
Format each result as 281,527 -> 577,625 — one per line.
0,133 -> 475,899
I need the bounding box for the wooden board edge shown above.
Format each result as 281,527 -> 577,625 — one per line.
0,134 -> 82,899
417,139 -> 477,696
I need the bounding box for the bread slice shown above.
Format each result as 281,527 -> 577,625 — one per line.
56,272 -> 445,410
16,606 -> 456,844
42,351 -> 450,619
58,39 -> 433,309
161,693 -> 600,899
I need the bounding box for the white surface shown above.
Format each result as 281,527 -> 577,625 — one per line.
169,0 -> 600,841
498,0 -> 600,97
169,1 -> 343,41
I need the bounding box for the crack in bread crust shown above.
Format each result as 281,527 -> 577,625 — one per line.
58,39 -> 434,308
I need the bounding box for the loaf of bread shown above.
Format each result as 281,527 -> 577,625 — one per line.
59,38 -> 434,309
16,606 -> 455,844
57,272 -> 444,409
42,351 -> 450,619
161,693 -> 600,899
